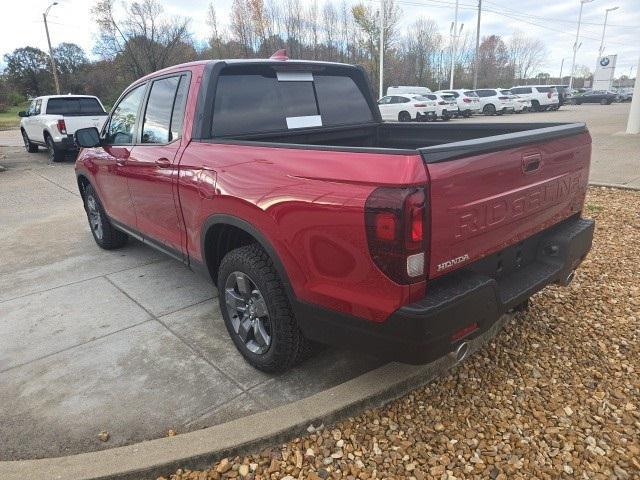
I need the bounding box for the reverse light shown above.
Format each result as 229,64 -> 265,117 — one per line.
365,187 -> 429,284
57,119 -> 67,135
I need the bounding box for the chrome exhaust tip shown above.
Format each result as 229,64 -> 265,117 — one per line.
449,342 -> 470,363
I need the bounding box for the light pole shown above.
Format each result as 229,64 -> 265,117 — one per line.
569,0 -> 594,90
559,58 -> 565,82
449,0 -> 461,89
472,0 -> 482,89
597,6 -> 619,64
43,1 -> 61,95
378,0 -> 384,99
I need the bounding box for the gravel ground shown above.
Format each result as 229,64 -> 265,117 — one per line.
161,187 -> 639,480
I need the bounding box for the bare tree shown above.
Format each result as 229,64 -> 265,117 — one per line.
508,31 -> 546,83
92,0 -> 193,80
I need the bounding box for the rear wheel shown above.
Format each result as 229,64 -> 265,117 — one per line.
483,104 -> 496,115
463,111 -> 472,118
83,184 -> 128,250
21,129 -> 38,153
45,135 -> 64,162
600,98 -> 608,105
218,244 -> 312,372
531,100 -> 541,111
398,111 -> 411,122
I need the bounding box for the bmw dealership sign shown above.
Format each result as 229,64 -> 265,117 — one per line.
593,55 -> 617,91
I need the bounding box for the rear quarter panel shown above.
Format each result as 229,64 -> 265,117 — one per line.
178,143 -> 428,321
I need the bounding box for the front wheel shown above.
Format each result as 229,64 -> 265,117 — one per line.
21,130 -> 38,153
218,244 -> 312,372
83,184 -> 128,250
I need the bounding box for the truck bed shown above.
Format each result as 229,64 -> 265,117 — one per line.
211,122 -> 587,163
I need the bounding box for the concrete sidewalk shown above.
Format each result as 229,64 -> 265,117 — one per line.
0,147 -> 383,460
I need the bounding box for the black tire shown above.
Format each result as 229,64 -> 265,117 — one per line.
483,104 -> 496,115
21,129 -> 38,153
463,111 -> 472,118
441,113 -> 451,121
45,134 -> 64,162
83,184 -> 128,250
531,100 -> 541,111
218,244 -> 312,372
398,111 -> 411,122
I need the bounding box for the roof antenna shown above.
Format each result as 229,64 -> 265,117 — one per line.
270,49 -> 289,61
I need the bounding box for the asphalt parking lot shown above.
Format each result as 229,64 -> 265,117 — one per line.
0,102 -> 637,462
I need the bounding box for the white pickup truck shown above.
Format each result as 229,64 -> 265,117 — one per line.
19,95 -> 108,162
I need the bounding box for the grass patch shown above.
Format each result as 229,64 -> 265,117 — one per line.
585,203 -> 603,214
0,103 -> 28,131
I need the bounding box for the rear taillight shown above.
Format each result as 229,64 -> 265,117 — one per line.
463,97 -> 471,103
57,119 -> 67,135
365,187 -> 428,284
547,92 -> 552,98
413,103 -> 427,107
499,96 -> 509,100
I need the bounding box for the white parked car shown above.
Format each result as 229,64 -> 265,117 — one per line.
471,89 -> 516,115
377,94 -> 437,122
499,90 -> 530,113
19,95 -> 108,162
386,86 -> 432,96
435,89 -> 481,117
509,86 -> 559,112
421,93 -> 457,121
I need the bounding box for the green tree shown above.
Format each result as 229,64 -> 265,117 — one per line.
3,47 -> 53,97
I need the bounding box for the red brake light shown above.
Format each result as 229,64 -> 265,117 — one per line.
452,322 -> 479,342
463,97 -> 471,103
499,96 -> 509,100
57,119 -> 67,135
365,187 -> 429,284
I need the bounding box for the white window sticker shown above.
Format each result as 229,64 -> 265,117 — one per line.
286,115 -> 322,129
276,71 -> 314,82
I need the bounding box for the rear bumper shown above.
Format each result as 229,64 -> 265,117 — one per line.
55,134 -> 76,151
294,216 -> 594,364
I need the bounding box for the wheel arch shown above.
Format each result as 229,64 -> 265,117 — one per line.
200,214 -> 295,299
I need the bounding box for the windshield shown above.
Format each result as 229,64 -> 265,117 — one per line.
46,97 -> 105,115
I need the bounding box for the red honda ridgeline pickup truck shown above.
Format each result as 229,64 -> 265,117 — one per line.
74,54 -> 594,372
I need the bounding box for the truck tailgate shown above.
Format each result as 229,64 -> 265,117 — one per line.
64,115 -> 108,134
423,129 -> 591,279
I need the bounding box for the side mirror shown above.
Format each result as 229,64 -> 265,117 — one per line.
18,111 -> 28,117
75,127 -> 101,148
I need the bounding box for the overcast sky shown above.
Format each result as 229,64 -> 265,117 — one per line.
2,0 -> 638,76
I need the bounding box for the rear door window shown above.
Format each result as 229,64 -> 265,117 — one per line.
536,87 -> 551,93
211,67 -> 373,137
142,76 -> 181,144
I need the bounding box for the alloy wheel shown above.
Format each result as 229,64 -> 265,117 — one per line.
224,271 -> 272,355
86,194 -> 103,240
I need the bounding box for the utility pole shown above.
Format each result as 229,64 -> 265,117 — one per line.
379,0 -> 384,99
473,0 -> 482,89
449,0 -> 460,89
569,0 -> 594,90
559,58 -> 565,83
43,1 -> 60,95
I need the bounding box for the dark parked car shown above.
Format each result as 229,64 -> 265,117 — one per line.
550,85 -> 572,106
572,90 -> 618,105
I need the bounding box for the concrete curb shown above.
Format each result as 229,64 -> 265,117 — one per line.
588,181 -> 640,191
0,316 -> 511,480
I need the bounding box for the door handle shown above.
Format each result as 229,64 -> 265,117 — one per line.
155,158 -> 171,168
